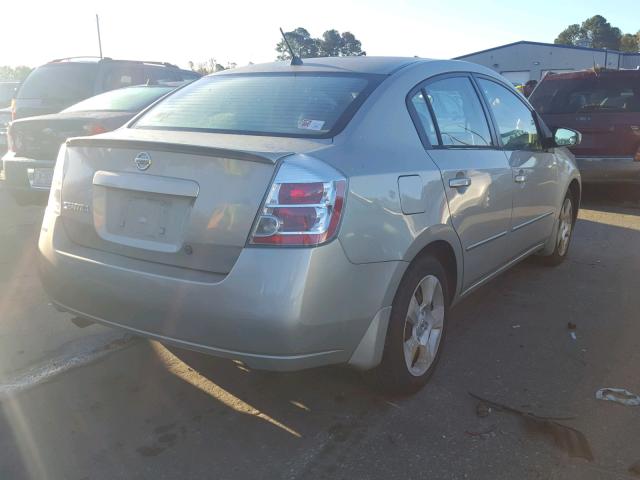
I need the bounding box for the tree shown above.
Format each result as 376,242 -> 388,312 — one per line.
276,28 -> 365,60
581,15 -> 622,49
620,32 -> 640,52
338,32 -> 365,56
276,28 -> 319,60
554,24 -> 582,46
192,58 -> 230,75
554,15 -> 623,50
318,29 -> 343,57
0,65 -> 33,82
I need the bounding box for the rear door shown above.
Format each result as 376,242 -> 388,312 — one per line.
409,74 -> 514,290
476,77 -> 558,253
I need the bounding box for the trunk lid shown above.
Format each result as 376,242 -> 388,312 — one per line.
60,129 -> 331,274
11,111 -> 133,160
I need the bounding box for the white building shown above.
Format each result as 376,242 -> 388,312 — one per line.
456,40 -> 640,85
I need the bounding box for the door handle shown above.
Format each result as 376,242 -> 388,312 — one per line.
449,177 -> 471,188
515,174 -> 527,183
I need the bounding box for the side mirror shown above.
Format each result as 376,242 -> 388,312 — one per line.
554,128 -> 581,147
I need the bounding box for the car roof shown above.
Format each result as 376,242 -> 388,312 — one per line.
216,56 -> 433,76
46,57 -> 186,70
541,68 -> 640,81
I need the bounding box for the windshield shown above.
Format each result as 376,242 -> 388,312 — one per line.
530,73 -> 640,115
63,86 -> 174,113
133,73 -> 376,137
17,63 -> 99,101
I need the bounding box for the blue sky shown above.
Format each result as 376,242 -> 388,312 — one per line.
3,0 -> 639,69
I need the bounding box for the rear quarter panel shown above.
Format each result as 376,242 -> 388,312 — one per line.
314,61 -> 489,301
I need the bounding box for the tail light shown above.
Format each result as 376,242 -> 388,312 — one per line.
10,99 -> 16,121
635,146 -> 640,162
48,144 -> 67,216
250,158 -> 347,246
83,123 -> 108,136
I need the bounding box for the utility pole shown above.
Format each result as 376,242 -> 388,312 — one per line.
96,14 -> 103,59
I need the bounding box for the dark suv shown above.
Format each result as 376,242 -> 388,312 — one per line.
530,69 -> 640,184
13,57 -> 200,120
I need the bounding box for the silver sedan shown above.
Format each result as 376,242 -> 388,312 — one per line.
38,57 -> 581,393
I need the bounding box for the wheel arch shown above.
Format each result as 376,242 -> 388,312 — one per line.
401,225 -> 463,305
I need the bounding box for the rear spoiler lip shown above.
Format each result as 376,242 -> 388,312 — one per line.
65,137 -> 285,164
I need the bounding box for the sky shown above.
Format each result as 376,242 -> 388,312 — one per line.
3,0 -> 639,69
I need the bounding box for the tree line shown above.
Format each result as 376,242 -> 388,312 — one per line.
0,66 -> 33,82
555,15 -> 639,52
276,28 -> 365,60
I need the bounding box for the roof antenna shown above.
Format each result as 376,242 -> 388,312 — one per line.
279,28 -> 303,66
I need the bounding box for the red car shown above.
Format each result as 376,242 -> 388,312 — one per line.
530,69 -> 640,184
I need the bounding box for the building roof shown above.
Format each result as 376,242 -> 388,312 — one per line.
455,40 -> 640,59
217,56 -> 427,76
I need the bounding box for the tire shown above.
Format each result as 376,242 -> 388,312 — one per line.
540,191 -> 576,266
374,254 -> 449,395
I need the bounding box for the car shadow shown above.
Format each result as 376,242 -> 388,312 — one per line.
581,184 -> 640,215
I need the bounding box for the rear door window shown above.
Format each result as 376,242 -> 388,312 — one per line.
17,64 -> 98,101
423,76 -> 492,147
409,91 -> 438,145
530,73 -> 640,114
478,78 -> 542,151
134,73 -> 380,137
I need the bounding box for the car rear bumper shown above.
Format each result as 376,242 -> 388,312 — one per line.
38,212 -> 405,371
2,152 -> 53,203
575,156 -> 640,184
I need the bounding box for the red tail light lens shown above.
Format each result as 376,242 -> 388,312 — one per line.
83,123 -> 108,136
635,146 -> 640,162
278,182 -> 325,204
250,160 -> 347,246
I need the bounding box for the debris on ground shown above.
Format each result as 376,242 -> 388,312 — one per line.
595,388 -> 640,406
512,325 -> 521,329
465,425 -> 496,438
629,461 -> 640,477
469,392 -> 592,461
476,402 -> 492,418
567,322 -> 577,340
71,317 -> 95,328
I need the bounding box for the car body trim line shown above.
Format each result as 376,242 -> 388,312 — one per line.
511,211 -> 554,232
461,242 -> 545,297
465,230 -> 508,252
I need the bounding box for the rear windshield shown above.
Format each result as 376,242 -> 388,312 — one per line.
18,64 -> 98,101
133,73 -> 378,137
531,73 -> 640,114
63,86 -> 173,113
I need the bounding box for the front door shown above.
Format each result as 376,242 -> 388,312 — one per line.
476,77 -> 558,253
410,75 -> 514,290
